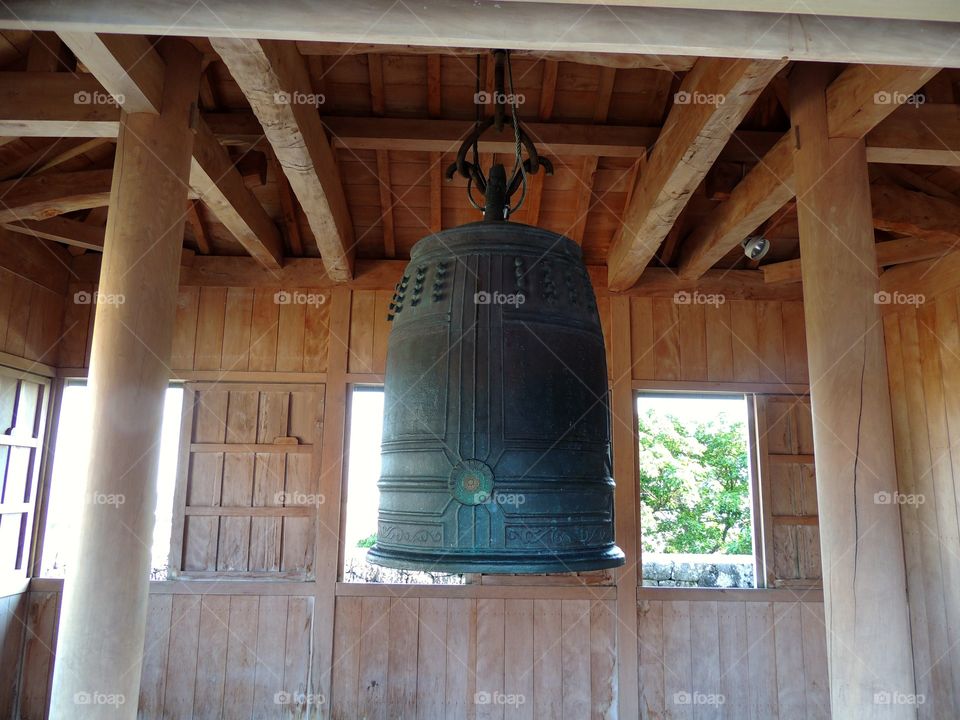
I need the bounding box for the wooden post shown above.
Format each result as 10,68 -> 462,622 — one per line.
49,45 -> 200,719
791,66 -> 917,717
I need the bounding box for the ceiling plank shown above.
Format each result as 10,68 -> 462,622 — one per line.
0,168 -> 111,223
61,33 -> 285,270
209,37 -> 354,282
677,63 -> 940,281
606,56 -> 785,291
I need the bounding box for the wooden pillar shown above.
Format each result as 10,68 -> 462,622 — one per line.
791,66 -> 917,717
49,45 -> 200,719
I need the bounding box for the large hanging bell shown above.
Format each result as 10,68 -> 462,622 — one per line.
368,220 -> 625,573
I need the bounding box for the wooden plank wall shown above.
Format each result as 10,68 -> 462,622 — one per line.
883,291 -> 960,719
1,284 -> 831,719
0,268 -> 63,366
637,598 -> 829,720
343,291 -> 810,388
627,298 -> 808,386
59,283 -> 331,373
11,590 -> 314,720
330,596 -> 618,719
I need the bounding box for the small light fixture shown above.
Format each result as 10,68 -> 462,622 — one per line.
742,235 -> 770,260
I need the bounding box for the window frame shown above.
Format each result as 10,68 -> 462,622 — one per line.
632,387 -> 822,595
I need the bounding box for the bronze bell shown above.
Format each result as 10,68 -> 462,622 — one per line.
368,50 -> 624,573
368,216 -> 625,573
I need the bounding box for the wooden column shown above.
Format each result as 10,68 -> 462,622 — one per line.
49,45 -> 200,719
791,66 -> 917,717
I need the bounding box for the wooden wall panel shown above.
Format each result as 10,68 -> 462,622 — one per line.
883,290 -> 960,718
0,269 -> 63,366
330,596 -> 618,719
0,592 -> 27,718
60,283 -> 330,373
637,599 -> 828,719
174,383 -> 324,579
631,298 -> 808,386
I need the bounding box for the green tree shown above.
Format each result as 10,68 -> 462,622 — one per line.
638,409 -> 752,555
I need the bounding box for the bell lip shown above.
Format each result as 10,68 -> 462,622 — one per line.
365,544 -> 626,574
409,220 -> 583,261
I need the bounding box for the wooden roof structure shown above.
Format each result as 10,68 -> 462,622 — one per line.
0,9 -> 957,297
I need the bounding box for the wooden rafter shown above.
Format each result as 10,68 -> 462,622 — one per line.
606,56 -> 785,291
58,33 -> 285,270
0,137 -> 110,181
4,216 -> 105,250
184,200 -> 211,255
210,36 -> 354,281
188,121 -> 284,269
376,150 -> 396,258
677,63 -> 941,281
569,156 -> 599,245
429,152 -> 442,235
539,61 -> 559,121
0,168 -> 111,223
763,235 -> 958,284
7,89 -> 954,167
872,183 -> 960,240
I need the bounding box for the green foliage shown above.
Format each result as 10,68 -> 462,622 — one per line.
356,533 -> 377,548
638,408 -> 752,555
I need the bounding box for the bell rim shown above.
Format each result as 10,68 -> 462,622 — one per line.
365,543 -> 626,574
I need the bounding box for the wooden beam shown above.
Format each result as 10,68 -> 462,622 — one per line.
0,137 -> 110,181
376,150 -> 396,257
826,64 -> 942,138
0,168 -> 111,223
70,252 -> 803,302
296,41 -> 696,72
57,33 -> 165,114
7,2 -> 960,67
608,57 -> 784,290
59,34 -> 284,270
868,103 -> 960,165
677,63 -> 939,280
426,55 -> 441,118
568,156 -> 598,245
188,120 -> 284,269
791,63 -> 916,717
367,53 -> 385,115
872,183 -> 960,240
498,0 -> 960,23
209,37 -> 354,281
0,72 -> 119,136
4,216 -> 105,250
269,155 -> 303,256
183,200 -> 210,255
429,152 -> 443,234
763,235 -> 958,284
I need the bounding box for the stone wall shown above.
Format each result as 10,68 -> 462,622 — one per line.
641,552 -> 756,588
